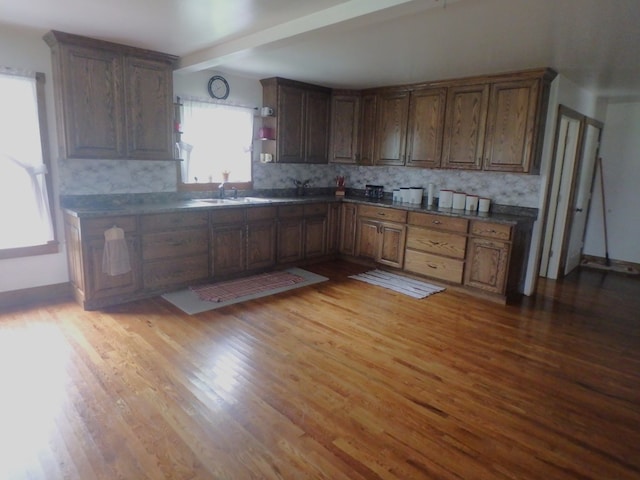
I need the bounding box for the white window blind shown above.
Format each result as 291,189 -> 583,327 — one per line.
179,98 -> 253,184
0,69 -> 54,250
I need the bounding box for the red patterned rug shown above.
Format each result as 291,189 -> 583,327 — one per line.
191,270 -> 306,303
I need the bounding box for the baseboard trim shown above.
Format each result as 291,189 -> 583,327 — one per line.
0,282 -> 72,311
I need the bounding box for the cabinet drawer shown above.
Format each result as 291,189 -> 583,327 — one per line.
246,206 -> 276,222
142,229 -> 208,261
140,211 -> 208,232
278,204 -> 305,218
404,250 -> 464,284
407,212 -> 468,233
83,215 -> 137,236
143,255 -> 209,289
303,202 -> 328,217
358,205 -> 407,223
211,208 -> 245,225
470,221 -> 512,241
406,226 -> 466,259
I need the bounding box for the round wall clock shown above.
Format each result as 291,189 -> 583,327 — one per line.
207,75 -> 230,100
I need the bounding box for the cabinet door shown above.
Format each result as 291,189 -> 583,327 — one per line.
355,218 -> 379,260
124,56 -> 174,160
277,84 -> 306,163
358,93 -> 378,165
247,221 -> 276,270
305,89 -> 330,163
378,222 -> 406,268
464,237 -> 510,294
326,203 -> 341,254
304,216 -> 328,258
86,236 -> 140,300
60,45 -> 124,158
483,79 -> 540,173
374,90 -> 410,165
406,87 -> 447,168
339,203 -> 358,256
211,225 -> 246,277
329,94 -> 360,164
277,218 -> 304,263
441,84 -> 489,170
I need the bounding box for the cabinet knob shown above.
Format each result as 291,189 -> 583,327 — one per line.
432,220 -> 441,225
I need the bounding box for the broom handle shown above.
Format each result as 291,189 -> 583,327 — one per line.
598,157 -> 611,265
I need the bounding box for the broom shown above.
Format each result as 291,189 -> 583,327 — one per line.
597,156 -> 611,266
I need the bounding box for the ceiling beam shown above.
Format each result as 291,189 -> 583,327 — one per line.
176,0 -> 458,72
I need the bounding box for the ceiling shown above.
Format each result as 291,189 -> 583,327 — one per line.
1,0 -> 639,99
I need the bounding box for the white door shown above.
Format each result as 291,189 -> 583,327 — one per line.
563,123 -> 601,275
540,114 -> 582,278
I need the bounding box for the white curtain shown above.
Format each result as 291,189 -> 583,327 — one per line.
0,71 -> 54,249
180,98 -> 254,183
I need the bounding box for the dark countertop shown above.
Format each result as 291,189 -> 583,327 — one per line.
63,193 -> 536,226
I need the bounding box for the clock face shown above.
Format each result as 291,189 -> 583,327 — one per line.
207,75 -> 230,100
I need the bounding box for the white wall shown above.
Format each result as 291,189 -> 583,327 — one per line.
583,101 -> 640,264
0,25 -> 69,293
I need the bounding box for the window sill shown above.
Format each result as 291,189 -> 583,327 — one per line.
0,241 -> 60,260
178,181 -> 253,192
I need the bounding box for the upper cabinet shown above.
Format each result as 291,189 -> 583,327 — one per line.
329,91 -> 360,164
405,87 -> 447,168
44,30 -> 177,161
374,89 -> 411,166
260,77 -> 331,163
441,83 -> 490,170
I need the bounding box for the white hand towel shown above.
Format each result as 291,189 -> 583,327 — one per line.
102,226 -> 131,276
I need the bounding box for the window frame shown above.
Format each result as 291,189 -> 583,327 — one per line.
175,96 -> 255,193
0,71 -> 59,260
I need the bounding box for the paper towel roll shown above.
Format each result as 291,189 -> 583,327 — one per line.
427,183 -> 435,206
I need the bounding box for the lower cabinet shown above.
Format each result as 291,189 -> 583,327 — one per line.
211,207 -> 277,277
464,221 -> 512,294
277,202 -> 330,263
65,213 -> 142,309
339,202 -> 357,256
355,205 -> 407,268
141,211 -> 209,290
404,212 -> 468,284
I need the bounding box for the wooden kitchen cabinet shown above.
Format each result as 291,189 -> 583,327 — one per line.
277,202 -> 329,263
326,202 -> 341,254
261,77 -> 331,163
45,30 -> 177,160
141,211 -> 209,290
339,202 -> 358,256
64,213 -> 141,309
246,207 -> 277,270
329,91 -> 360,164
405,87 -> 447,168
374,89 -> 411,166
441,83 -> 489,170
358,93 -> 378,165
355,205 -> 407,268
464,221 -> 512,294
404,212 -> 468,284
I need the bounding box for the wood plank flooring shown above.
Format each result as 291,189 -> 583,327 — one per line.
0,260 -> 639,479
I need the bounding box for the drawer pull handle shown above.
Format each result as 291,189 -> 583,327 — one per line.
427,264 -> 437,269
377,212 -> 386,216
432,220 -> 441,225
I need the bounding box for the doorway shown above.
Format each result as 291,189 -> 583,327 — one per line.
538,106 -> 604,279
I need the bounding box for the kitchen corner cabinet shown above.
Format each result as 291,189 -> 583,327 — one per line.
355,205 -> 407,268
260,77 -> 331,163
64,214 -> 141,309
44,30 -> 177,160
358,93 -> 378,165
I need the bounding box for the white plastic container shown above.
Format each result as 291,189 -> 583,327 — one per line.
400,187 -> 411,203
478,197 -> 491,213
409,187 -> 423,204
439,189 -> 453,208
465,195 -> 479,211
452,192 -> 466,210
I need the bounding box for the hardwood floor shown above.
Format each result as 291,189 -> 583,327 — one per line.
0,260 -> 638,479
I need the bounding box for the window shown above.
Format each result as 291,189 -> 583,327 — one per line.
178,97 -> 254,188
0,68 -> 57,259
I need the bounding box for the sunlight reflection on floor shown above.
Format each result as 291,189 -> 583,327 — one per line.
0,322 -> 70,477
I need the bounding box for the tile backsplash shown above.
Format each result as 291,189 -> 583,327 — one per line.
59,158 -> 542,208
